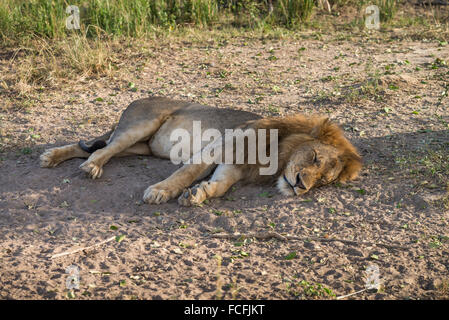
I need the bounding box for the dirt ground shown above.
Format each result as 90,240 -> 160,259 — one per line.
0,31 -> 448,299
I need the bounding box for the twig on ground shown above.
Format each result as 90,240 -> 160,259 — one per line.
49,236 -> 116,259
336,288 -> 367,300
209,231 -> 409,250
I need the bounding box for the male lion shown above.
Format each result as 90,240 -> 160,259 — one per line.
40,97 -> 362,206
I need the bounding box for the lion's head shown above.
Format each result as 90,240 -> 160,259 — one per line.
278,141 -> 342,195
239,115 -> 362,196
276,117 -> 362,196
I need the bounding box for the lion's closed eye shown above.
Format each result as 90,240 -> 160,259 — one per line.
312,150 -> 321,166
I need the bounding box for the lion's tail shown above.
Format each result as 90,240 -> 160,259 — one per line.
78,140 -> 107,153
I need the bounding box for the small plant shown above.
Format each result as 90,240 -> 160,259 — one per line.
21,147 -> 32,155
284,252 -> 297,260
299,280 -> 336,298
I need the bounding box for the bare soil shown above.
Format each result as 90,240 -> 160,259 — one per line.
0,32 -> 448,299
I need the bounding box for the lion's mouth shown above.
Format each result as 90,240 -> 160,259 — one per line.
294,173 -> 307,190
283,174 -> 293,189
283,174 -> 307,195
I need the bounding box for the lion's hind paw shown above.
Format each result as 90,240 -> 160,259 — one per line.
40,148 -> 62,168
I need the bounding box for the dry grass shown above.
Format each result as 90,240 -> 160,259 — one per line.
4,35 -> 117,96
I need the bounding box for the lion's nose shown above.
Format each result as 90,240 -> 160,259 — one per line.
295,173 -> 306,190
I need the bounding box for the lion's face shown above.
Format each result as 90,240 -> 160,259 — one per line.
277,141 -> 343,196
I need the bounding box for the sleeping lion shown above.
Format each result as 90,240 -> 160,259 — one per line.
40,97 -> 362,206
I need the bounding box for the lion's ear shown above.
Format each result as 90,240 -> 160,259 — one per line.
338,150 -> 362,183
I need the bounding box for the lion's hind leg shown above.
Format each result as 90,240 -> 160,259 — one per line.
116,143 -> 151,157
40,129 -> 114,168
40,144 -> 90,168
178,164 -> 243,206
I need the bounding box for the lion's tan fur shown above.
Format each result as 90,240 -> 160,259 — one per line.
40,97 -> 362,205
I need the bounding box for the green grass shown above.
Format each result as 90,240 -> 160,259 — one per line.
375,0 -> 398,23
0,0 -> 318,41
1,0 -> 447,44
0,0 -> 221,39
272,0 -> 315,27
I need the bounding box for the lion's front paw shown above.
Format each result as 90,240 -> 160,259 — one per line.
40,148 -> 62,168
79,159 -> 103,179
143,186 -> 173,204
178,185 -> 207,207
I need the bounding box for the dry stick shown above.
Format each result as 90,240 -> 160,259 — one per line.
50,236 -> 116,259
210,232 -> 409,250
336,288 -> 368,300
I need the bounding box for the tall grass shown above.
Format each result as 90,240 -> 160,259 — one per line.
0,0 -> 318,41
0,0 -> 68,40
84,0 -> 220,37
273,0 -> 315,27
375,0 -> 398,23
0,0 -> 222,40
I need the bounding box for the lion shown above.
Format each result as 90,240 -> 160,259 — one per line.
40,96 -> 362,206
